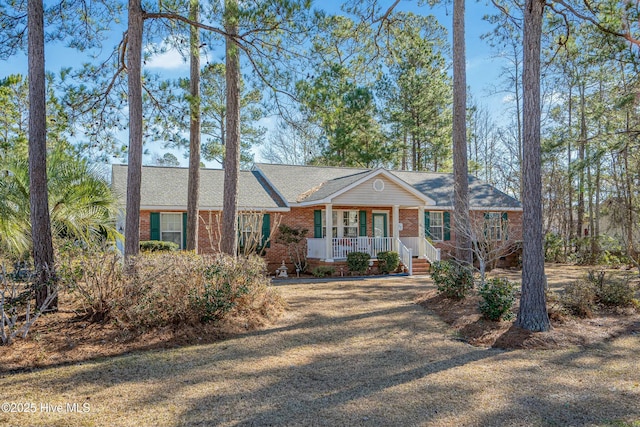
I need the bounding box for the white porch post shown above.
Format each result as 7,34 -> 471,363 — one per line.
418,206 -> 425,258
392,204 -> 400,251
325,203 -> 333,261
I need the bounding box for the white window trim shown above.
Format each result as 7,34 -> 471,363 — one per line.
486,212 -> 503,241
428,211 -> 444,242
160,212 -> 183,249
321,209 -> 360,238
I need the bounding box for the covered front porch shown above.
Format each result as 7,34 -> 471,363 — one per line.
307,236 -> 441,264
294,168 -> 445,272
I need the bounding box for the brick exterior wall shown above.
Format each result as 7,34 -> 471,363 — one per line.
431,210 -> 524,266
399,209 -> 419,237
139,207 -> 524,274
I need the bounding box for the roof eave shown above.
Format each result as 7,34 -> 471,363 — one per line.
139,205 -> 290,212
296,168 -> 437,206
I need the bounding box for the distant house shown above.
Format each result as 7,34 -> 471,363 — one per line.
112,163 -> 522,274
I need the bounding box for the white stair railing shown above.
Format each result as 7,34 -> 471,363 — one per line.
423,238 -> 441,264
397,239 -> 413,275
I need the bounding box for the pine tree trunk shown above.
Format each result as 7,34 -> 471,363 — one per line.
566,85 -> 573,257
514,43 -> 523,197
516,0 -> 550,332
623,120 -> 635,259
576,83 -> 586,250
186,0 -> 201,252
28,0 -> 57,309
452,0 -> 472,265
124,0 -> 144,259
221,0 -> 240,256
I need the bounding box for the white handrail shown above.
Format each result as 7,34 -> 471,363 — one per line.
397,238 -> 413,275
423,238 -> 441,263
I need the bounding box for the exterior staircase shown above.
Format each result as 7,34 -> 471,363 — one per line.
411,258 -> 431,275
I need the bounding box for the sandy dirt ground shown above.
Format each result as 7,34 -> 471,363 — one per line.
1,272 -> 639,426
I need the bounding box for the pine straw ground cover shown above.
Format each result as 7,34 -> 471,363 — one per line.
0,266 -> 639,426
419,264 -> 640,349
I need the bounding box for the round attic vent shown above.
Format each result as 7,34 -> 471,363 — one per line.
373,179 -> 385,192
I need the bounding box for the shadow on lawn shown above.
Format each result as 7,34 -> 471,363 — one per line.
0,277 -> 433,374
3,274 -> 639,426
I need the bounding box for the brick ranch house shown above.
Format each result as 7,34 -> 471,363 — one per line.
112,163 -> 523,275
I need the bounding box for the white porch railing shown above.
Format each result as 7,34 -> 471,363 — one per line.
331,237 -> 394,259
397,238 -> 412,275
423,238 -> 441,264
307,237 -> 397,259
309,236 -> 441,266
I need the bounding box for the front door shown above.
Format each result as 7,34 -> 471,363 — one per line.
372,213 -> 389,254
372,213 -> 388,238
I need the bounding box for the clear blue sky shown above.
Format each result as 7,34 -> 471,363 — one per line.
0,0 -> 511,166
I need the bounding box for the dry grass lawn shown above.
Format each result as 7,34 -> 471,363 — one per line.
1,267 -> 639,426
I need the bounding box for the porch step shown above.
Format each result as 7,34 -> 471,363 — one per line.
409,258 -> 431,275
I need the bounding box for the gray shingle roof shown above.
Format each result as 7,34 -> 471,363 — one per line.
254,163 -> 521,209
112,163 -> 521,211
111,164 -> 286,210
390,170 -> 522,208
255,163 -> 370,203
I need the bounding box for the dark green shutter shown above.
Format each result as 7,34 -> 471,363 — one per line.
261,213 -> 271,248
443,212 -> 451,241
150,212 -> 160,241
383,214 -> 388,238
502,212 -> 508,240
314,210 -> 322,238
424,211 -> 432,239
182,212 -> 187,249
359,210 -> 367,236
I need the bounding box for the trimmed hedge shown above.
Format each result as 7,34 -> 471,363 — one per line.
431,260 -> 474,300
140,240 -> 179,252
347,251 -> 370,275
479,277 -> 516,321
377,251 -> 400,274
312,266 -> 335,278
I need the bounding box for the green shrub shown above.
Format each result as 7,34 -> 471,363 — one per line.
597,251 -> 624,268
595,278 -> 636,307
561,280 -> 597,317
596,236 -> 630,267
377,251 -> 400,274
140,240 -> 179,252
312,266 -> 335,278
479,278 -> 516,321
189,256 -> 267,323
347,251 -> 370,275
190,255 -> 280,322
585,270 -> 637,308
431,260 -> 474,300
544,232 -> 565,263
